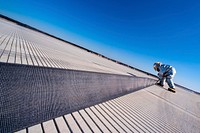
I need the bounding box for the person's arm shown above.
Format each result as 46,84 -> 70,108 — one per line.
163,66 -> 172,77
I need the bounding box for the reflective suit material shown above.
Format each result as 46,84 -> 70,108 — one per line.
158,64 -> 176,88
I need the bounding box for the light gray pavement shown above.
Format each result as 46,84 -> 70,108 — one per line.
15,85 -> 200,133
0,17 -> 154,78
1,16 -> 200,133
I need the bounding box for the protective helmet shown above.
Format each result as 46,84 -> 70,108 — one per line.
153,62 -> 161,71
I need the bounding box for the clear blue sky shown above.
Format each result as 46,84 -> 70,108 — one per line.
0,0 -> 200,92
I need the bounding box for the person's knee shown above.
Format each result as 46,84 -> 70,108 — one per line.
166,78 -> 175,88
166,78 -> 172,83
166,74 -> 174,79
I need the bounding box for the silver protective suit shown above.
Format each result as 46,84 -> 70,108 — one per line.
158,64 -> 176,88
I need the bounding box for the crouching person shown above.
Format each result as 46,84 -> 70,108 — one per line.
153,62 -> 176,93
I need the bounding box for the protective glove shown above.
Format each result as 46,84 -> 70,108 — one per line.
158,73 -> 163,77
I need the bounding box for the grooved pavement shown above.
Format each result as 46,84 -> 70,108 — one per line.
0,17 -> 154,78
15,85 -> 200,133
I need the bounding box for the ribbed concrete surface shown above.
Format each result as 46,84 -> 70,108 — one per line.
0,17 -> 153,78
1,16 -> 200,133
15,85 -> 200,133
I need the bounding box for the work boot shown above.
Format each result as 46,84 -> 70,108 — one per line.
168,88 -> 176,93
156,82 -> 164,87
